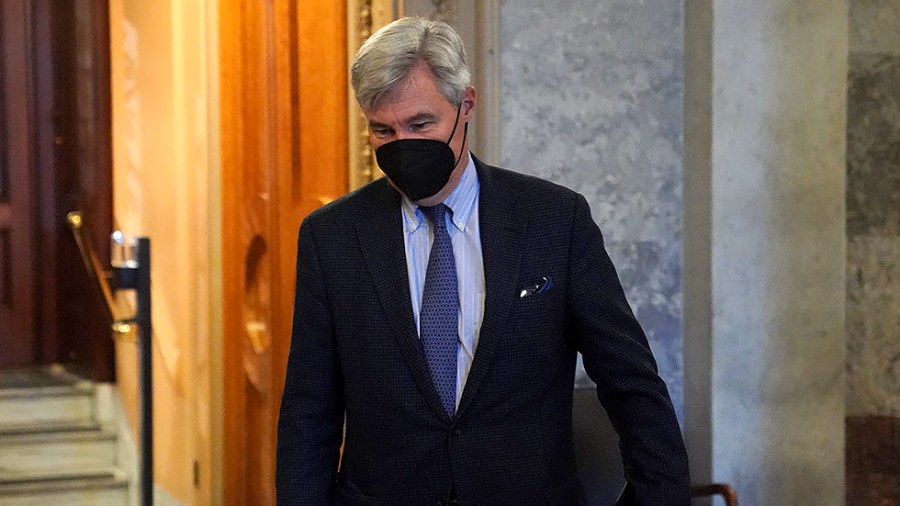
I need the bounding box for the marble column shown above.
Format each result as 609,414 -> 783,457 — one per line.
845,1 -> 900,504
684,1 -> 848,504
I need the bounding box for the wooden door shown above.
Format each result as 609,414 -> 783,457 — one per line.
0,0 -> 113,379
0,0 -> 37,368
36,0 -> 115,381
220,1 -> 348,503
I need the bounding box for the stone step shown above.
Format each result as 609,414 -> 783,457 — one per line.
0,367 -> 131,504
0,423 -> 118,476
0,468 -> 129,506
0,367 -> 97,428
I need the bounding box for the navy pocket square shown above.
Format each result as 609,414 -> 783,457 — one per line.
518,275 -> 553,298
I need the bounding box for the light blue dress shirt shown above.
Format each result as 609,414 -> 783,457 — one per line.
401,153 -> 485,408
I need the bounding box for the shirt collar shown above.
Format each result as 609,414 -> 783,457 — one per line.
401,152 -> 479,234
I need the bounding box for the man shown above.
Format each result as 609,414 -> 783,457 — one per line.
277,16 -> 690,505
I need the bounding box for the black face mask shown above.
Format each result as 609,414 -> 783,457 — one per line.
375,104 -> 467,201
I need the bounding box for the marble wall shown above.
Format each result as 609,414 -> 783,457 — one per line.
847,0 -> 900,420
498,0 -> 686,416
498,2 -> 851,503
846,1 -> 900,503
684,1 -> 848,504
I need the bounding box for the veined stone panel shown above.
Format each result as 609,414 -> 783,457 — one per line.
847,54 -> 900,239
846,3 -> 900,503
498,0 -> 685,416
846,46 -> 900,420
850,0 -> 900,54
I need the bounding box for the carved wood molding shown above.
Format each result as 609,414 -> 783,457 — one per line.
347,0 -> 396,191
431,0 -> 457,23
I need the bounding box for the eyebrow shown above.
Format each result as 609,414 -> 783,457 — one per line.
368,112 -> 439,129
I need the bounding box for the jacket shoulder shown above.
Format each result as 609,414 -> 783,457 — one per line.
477,161 -> 583,213
301,177 -> 395,229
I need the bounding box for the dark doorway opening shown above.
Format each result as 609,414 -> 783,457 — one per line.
0,0 -> 114,381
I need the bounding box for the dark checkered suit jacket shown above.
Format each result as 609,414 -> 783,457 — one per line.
276,158 -> 690,505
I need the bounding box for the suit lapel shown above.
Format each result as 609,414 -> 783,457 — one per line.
356,182 -> 452,422
457,161 -> 526,417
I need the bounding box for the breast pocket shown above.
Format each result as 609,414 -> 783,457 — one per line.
513,276 -> 564,333
502,281 -> 569,375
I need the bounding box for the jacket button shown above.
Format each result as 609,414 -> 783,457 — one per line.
452,427 -> 462,436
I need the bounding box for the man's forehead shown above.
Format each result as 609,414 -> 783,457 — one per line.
387,61 -> 439,97
366,64 -> 451,112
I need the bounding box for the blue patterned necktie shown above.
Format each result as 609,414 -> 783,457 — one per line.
419,204 -> 459,416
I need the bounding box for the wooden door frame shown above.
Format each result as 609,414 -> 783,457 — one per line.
219,0 -> 349,503
220,1 -> 307,503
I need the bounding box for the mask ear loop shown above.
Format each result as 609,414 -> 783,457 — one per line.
445,102 -> 468,169
453,123 -> 469,169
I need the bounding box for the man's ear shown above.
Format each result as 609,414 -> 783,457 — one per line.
462,86 -> 477,119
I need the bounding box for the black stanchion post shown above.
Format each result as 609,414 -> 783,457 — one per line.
136,238 -> 153,506
112,236 -> 153,505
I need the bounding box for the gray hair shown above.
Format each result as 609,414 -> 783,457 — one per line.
351,17 -> 470,111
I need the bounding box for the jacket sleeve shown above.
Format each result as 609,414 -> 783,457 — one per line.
566,194 -> 691,505
276,220 -> 345,505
